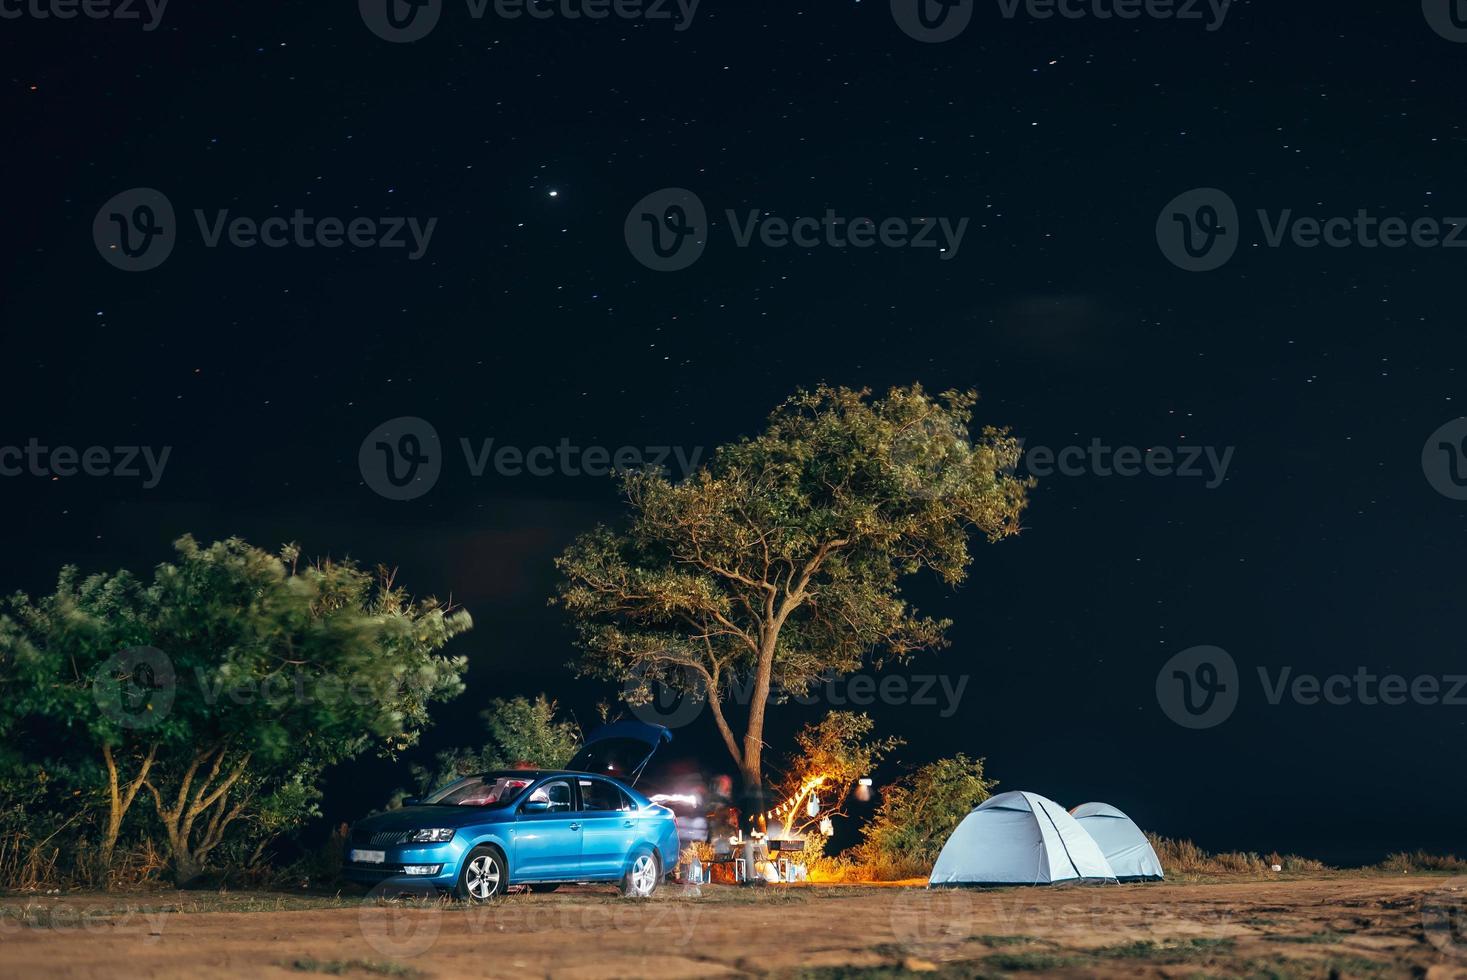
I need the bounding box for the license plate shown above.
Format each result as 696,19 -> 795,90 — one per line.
351,849 -> 386,864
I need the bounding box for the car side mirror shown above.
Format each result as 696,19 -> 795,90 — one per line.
402,798 -> 420,807
521,800 -> 551,814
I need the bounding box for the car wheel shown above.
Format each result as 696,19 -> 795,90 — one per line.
619,849 -> 659,898
454,846 -> 505,903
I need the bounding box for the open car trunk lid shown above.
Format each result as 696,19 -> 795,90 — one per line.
564,720 -> 673,787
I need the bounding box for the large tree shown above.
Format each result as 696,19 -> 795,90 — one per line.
554,384 -> 1029,795
0,536 -> 472,883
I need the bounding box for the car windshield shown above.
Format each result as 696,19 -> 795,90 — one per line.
422,775 -> 533,807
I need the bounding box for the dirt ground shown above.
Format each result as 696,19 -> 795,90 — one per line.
2,873 -> 1466,978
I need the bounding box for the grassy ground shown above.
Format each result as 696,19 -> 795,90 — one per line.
2,872 -> 1464,978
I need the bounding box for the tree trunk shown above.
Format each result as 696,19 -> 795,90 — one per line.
699,667 -> 743,773
98,744 -> 156,881
735,549 -> 828,804
169,845 -> 203,887
737,635 -> 780,827
740,670 -> 771,796
144,745 -> 250,886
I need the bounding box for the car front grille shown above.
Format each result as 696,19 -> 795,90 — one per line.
343,861 -> 407,875
351,828 -> 411,847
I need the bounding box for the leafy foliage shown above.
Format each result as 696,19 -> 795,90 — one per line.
856,754 -> 995,872
555,384 -> 1029,789
413,694 -> 581,796
772,712 -> 901,839
0,536 -> 472,883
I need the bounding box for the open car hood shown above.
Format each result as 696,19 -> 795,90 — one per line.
564,720 -> 672,786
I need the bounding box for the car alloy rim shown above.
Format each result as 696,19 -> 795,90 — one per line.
631,854 -> 656,896
467,855 -> 500,899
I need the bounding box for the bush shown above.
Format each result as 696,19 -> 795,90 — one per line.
0,536 -> 472,887
853,754 -> 995,879
412,695 -> 581,796
1146,834 -> 1329,875
1379,850 -> 1467,873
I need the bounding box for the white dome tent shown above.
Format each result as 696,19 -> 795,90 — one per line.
929,791 -> 1117,887
1070,802 -> 1165,881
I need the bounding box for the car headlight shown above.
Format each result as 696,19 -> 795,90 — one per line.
408,828 -> 454,843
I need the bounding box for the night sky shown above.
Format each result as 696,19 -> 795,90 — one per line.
3,0 -> 1465,865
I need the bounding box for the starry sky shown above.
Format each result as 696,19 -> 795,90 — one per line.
3,0 -> 1466,863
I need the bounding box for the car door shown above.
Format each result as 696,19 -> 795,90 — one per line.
511,778 -> 582,880
576,777 -> 639,879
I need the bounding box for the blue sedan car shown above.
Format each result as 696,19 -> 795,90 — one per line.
344,725 -> 681,901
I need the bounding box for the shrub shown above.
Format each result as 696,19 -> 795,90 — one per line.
412,695 -> 581,796
0,536 -> 472,887
1379,850 -> 1467,872
1146,834 -> 1329,875
853,754 -> 995,878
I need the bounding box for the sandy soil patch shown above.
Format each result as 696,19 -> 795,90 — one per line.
2,873 -> 1465,978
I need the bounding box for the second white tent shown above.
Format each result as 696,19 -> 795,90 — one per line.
929,790 -> 1118,886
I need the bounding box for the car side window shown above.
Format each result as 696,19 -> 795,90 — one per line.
579,778 -> 632,812
528,779 -> 574,813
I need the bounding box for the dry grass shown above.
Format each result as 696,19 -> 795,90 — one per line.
679,841 -> 716,869
1145,834 -> 1328,876
0,832 -> 172,893
0,831 -> 64,891
803,851 -> 930,883
832,853 -> 931,883
1378,850 -> 1467,873
100,839 -> 169,891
